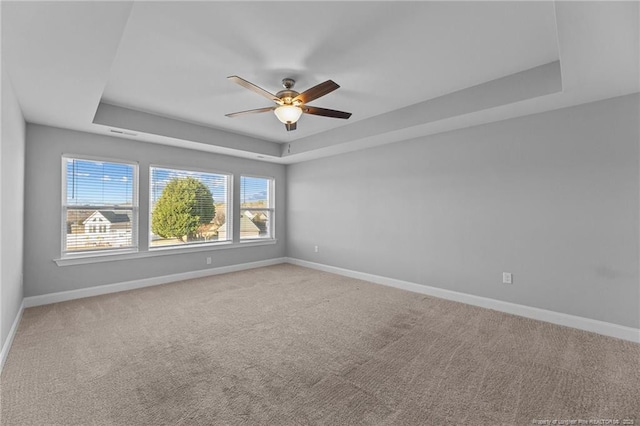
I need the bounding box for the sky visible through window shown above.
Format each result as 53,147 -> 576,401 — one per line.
66,158 -> 134,206
66,159 -> 268,207
150,167 -> 229,206
241,176 -> 269,206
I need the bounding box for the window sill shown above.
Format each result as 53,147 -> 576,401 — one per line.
54,239 -> 277,266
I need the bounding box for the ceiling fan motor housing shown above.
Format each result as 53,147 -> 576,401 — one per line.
278,78 -> 300,105
276,89 -> 300,105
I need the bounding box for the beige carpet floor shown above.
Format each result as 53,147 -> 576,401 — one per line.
1,264 -> 639,425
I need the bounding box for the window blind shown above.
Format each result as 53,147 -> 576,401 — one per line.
150,167 -> 229,247
240,176 -> 273,240
63,157 -> 137,254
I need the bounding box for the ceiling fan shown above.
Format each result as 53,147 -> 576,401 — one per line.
225,76 -> 352,131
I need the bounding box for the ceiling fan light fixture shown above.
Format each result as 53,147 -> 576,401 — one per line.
274,105 -> 303,124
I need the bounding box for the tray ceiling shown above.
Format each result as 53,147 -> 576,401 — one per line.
2,1 -> 638,163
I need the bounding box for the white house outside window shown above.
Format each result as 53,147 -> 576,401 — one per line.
62,156 -> 138,256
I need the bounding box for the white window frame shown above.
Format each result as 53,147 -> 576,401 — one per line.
149,165 -> 233,250
61,155 -> 139,258
240,175 -> 275,241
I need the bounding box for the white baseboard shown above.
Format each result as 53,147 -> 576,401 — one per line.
24,257 -> 287,308
1,300 -> 25,372
286,257 -> 640,343
14,256 -> 640,345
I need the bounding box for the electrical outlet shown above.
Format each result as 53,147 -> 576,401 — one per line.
206,257 -> 212,265
502,272 -> 512,284
314,245 -> 319,253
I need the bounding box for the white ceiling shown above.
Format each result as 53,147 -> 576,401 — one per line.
2,1 -> 638,163
101,1 -> 559,142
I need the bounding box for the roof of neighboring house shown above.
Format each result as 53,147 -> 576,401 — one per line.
240,215 -> 260,233
101,211 -> 131,223
67,210 -> 94,224
83,210 -> 131,224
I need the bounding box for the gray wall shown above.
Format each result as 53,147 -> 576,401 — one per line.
287,94 -> 640,329
24,124 -> 286,297
1,68 -> 26,347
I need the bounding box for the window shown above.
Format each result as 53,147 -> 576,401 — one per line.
63,156 -> 138,255
150,167 -> 230,248
240,176 -> 273,240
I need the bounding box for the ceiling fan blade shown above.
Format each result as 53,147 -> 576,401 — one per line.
293,80 -> 340,104
303,106 -> 352,119
225,106 -> 275,118
227,76 -> 281,103
285,122 -> 297,131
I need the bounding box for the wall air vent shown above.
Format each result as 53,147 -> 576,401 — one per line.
109,129 -> 137,137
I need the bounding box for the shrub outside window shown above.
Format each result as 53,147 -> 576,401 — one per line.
150,167 -> 230,248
